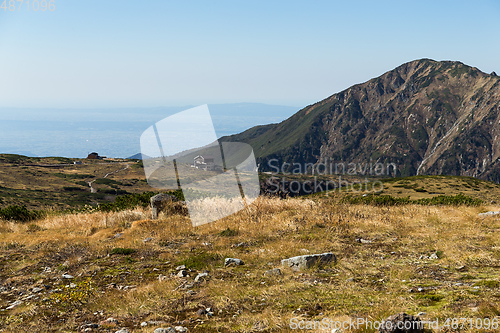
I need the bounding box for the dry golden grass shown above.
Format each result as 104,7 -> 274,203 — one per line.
1,196 -> 500,332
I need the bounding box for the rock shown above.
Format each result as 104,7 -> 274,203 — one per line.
123,285 -> 136,291
176,265 -> 186,270
6,300 -> 22,310
356,237 -> 373,244
492,71 -> 498,77
112,233 -> 123,239
62,274 -> 74,279
378,313 -> 423,332
80,323 -> 99,330
114,329 -> 130,333
158,274 -> 167,282
281,252 -> 336,271
264,268 -> 281,276
141,321 -> 148,327
232,242 -> 249,248
175,326 -> 188,332
429,253 -> 439,260
100,317 -> 119,325
32,287 -> 43,293
143,237 -> 154,242
197,308 -> 207,315
154,328 -> 176,333
478,211 -> 500,217
151,193 -> 178,219
194,272 -> 209,282
176,270 -> 189,278
224,258 -> 244,266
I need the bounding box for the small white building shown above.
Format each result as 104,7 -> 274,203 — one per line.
193,155 -> 215,171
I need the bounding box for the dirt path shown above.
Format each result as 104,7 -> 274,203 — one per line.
87,164 -> 131,193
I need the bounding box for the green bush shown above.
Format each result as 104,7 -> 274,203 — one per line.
93,178 -> 123,185
97,190 -> 184,212
110,248 -> 136,255
0,205 -> 45,222
415,193 -> 482,206
344,193 -> 482,206
176,251 -> 222,270
63,186 -> 85,192
218,227 -> 238,237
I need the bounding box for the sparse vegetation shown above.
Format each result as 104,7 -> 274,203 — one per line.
344,193 -> 482,206
0,205 -> 45,222
1,193 -> 500,332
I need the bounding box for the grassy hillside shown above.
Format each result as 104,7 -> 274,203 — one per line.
0,154 -> 151,210
1,195 -> 500,332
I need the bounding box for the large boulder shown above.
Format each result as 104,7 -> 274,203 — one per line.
150,193 -> 178,219
378,313 -> 423,333
281,252 -> 336,271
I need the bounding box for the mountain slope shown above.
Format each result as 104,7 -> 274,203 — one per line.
221,59 -> 500,181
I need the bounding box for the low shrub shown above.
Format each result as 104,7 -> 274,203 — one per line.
97,190 -> 184,212
110,248 -> 136,255
344,193 -> 482,206
0,205 -> 45,222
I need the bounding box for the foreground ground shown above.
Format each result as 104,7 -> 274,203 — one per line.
1,195 -> 500,332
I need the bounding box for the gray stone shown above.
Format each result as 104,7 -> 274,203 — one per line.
264,268 -> 281,276
176,270 -> 189,278
62,274 -> 74,279
281,252 -> 336,271
478,211 -> 500,217
154,328 -> 176,333
151,193 -> 178,219
101,317 -> 119,325
378,313 -> 423,332
194,272 -> 209,282
32,287 -> 43,293
174,326 -> 188,332
114,329 -> 130,333
80,323 -> 99,330
6,300 -> 22,310
225,258 -> 244,266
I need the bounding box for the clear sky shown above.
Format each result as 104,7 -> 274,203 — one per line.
0,0 -> 499,109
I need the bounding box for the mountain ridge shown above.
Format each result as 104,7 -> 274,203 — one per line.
220,59 -> 500,181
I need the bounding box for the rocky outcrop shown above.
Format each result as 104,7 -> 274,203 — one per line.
281,252 -> 336,270
150,193 -> 178,219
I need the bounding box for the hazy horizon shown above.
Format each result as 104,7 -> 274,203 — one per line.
0,103 -> 299,158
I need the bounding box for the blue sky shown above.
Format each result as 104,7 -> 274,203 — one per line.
0,0 -> 499,109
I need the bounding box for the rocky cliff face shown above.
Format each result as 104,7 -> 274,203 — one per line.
223,59 -> 500,181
